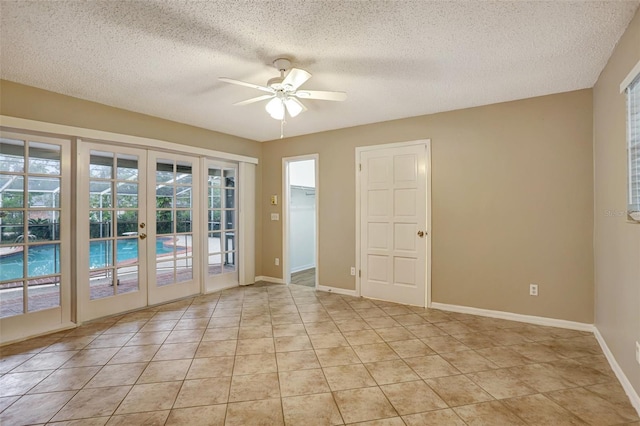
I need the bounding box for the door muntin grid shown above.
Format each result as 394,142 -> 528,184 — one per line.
207,166 -> 237,276
0,137 -> 64,317
88,151 -> 141,299
155,159 -> 194,286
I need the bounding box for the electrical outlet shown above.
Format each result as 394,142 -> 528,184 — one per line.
529,283 -> 538,296
350,267 -> 356,276
636,341 -> 640,366
270,213 -> 279,221
275,258 -> 279,266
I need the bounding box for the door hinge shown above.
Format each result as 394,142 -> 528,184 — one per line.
359,163 -> 362,171
358,270 -> 361,277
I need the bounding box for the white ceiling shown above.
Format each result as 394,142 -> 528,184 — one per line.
1,1 -> 638,142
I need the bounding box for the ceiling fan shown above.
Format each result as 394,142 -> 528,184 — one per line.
219,58 -> 347,122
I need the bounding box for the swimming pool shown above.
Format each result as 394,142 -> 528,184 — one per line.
0,239 -> 176,281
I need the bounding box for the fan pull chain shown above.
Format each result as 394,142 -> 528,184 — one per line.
280,117 -> 285,139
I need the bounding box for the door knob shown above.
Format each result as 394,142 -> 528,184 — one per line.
140,223 -> 146,228
139,233 -> 147,240
417,231 -> 425,237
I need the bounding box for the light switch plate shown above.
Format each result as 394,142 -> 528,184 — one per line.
271,213 -> 279,221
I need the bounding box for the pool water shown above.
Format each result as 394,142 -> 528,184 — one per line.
1,239 -> 176,281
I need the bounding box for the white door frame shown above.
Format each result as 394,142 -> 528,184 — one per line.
282,154 -> 319,288
355,140 -> 432,307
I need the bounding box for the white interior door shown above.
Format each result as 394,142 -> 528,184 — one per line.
360,143 -> 428,306
77,143 -> 148,321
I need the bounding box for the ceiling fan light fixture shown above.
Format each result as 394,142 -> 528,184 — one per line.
284,98 -> 303,117
265,97 -> 285,120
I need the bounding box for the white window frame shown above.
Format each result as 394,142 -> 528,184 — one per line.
621,60 -> 640,223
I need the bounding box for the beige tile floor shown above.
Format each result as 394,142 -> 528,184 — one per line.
0,282 -> 638,426
291,268 -> 316,288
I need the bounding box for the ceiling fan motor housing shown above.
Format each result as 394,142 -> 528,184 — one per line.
273,58 -> 291,72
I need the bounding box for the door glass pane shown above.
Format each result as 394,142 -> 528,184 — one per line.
156,260 -> 175,287
156,210 -> 173,234
116,266 -> 139,295
225,210 -> 235,230
28,276 -> 60,312
225,188 -> 235,209
116,238 -> 139,266
209,231 -> 221,252
1,176 -> 24,208
224,169 -> 235,187
0,281 -> 24,318
176,187 -> 192,208
208,169 -> 221,187
90,240 -> 114,269
27,243 -> 60,278
117,183 -> 138,207
176,234 -> 191,259
90,269 -> 116,300
224,232 -> 235,253
224,252 -> 236,273
1,251 -> 24,280
28,177 -> 60,208
90,181 -> 112,208
176,261 -> 193,283
117,155 -> 139,181
209,210 -> 221,230
117,211 -> 138,236
176,161 -> 192,184
29,142 -> 61,175
28,211 -> 60,242
1,211 -> 24,246
156,161 -> 174,183
90,210 -> 112,238
90,151 -> 114,179
209,188 -> 221,209
177,210 -> 192,232
0,138 -> 25,172
156,185 -> 173,206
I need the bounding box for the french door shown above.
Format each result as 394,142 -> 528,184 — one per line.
204,160 -> 238,292
77,143 -> 200,321
0,131 -> 72,343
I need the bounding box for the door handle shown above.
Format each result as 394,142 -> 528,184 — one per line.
417,231 -> 425,238
139,233 -> 147,240
139,223 -> 146,229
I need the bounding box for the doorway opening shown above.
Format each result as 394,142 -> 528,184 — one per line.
283,155 -> 318,288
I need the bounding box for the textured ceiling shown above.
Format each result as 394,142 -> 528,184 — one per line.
1,1 -> 638,142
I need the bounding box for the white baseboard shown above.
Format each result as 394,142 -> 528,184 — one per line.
593,328 -> 640,416
430,302 -> 595,332
255,276 -> 285,284
0,322 -> 77,347
317,285 -> 357,297
205,283 -> 238,293
291,264 -> 315,274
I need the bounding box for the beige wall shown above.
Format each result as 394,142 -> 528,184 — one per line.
262,89 -> 594,323
0,79 -> 264,277
593,9 -> 640,395
0,80 -> 260,158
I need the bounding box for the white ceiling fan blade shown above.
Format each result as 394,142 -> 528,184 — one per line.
233,94 -> 274,106
295,90 -> 347,101
281,68 -> 312,90
219,77 -> 274,93
284,97 -> 307,118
